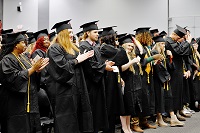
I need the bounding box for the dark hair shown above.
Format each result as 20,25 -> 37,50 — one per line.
100,34 -> 116,46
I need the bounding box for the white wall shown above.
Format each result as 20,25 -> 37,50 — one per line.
169,0 -> 200,37
2,0 -> 200,37
49,0 -> 168,35
3,0 -> 38,32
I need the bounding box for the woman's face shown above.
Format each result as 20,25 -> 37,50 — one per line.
16,41 -> 27,54
124,43 -> 134,53
43,36 -> 50,48
159,42 -> 165,51
193,43 -> 198,50
68,29 -> 74,42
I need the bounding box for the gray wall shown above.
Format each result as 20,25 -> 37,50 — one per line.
49,0 -> 168,34
3,0 -> 38,32
38,0 -> 49,30
2,0 -> 200,37
169,0 -> 200,37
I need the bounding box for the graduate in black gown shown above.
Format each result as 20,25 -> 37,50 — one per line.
0,32 -> 49,133
31,29 -> 50,59
165,25 -> 192,119
188,39 -> 200,111
79,21 -> 115,133
99,26 -> 129,133
135,27 -> 164,129
46,20 -> 94,133
152,35 -> 184,127
120,34 -> 144,133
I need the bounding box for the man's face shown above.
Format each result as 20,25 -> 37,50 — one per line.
87,30 -> 99,42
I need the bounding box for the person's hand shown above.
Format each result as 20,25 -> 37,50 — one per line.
186,33 -> 192,43
187,70 -> 191,77
183,71 -> 189,79
152,54 -> 164,61
32,57 -> 43,71
166,50 -> 172,56
37,58 -> 49,72
76,50 -> 94,63
105,60 -> 115,71
131,57 -> 140,64
121,78 -> 125,87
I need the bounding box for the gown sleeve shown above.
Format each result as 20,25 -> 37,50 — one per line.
165,37 -> 192,56
1,56 -> 29,93
47,44 -> 76,84
79,42 -> 106,83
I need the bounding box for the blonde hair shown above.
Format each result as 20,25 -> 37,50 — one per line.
153,42 -> 165,56
122,43 -> 143,75
55,29 -> 79,55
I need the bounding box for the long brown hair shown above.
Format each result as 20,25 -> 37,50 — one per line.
135,32 -> 153,46
83,32 -> 89,40
55,29 -> 79,55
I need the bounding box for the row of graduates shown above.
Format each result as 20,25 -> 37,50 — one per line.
0,19 -> 198,133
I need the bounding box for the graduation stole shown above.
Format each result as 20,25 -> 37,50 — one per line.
12,52 -> 31,113
193,52 -> 200,79
144,46 -> 153,83
162,54 -> 169,90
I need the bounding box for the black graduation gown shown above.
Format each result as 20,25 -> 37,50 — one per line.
151,50 -> 174,113
31,49 -> 47,89
100,44 -> 128,133
122,62 -> 143,116
190,53 -> 200,102
79,41 -> 109,132
46,43 -> 93,133
140,46 -> 155,116
182,56 -> 192,104
0,53 -> 41,133
165,37 -> 192,110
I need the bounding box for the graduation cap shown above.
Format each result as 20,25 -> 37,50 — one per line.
190,38 -> 196,45
5,32 -> 25,46
19,30 -> 28,35
118,34 -> 133,45
1,29 -> 13,34
1,34 -> 7,44
196,37 -> 200,45
150,29 -> 159,34
26,32 -> 34,38
100,26 -> 117,37
116,33 -> 127,39
76,31 -> 83,38
80,20 -> 99,32
28,37 -> 36,44
34,29 -> 48,40
49,31 -> 56,41
152,35 -> 165,43
174,25 -> 187,38
159,31 -> 167,36
134,27 -> 151,35
51,19 -> 72,34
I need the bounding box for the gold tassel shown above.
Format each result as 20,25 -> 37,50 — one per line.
118,72 -> 121,83
147,75 -> 150,84
27,78 -> 31,113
